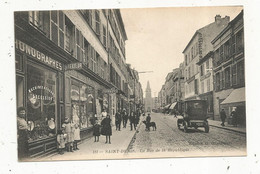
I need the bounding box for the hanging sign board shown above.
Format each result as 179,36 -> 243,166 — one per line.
103,88 -> 118,94
65,63 -> 83,70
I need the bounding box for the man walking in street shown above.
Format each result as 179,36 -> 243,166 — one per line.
122,109 -> 128,128
220,108 -> 227,126
231,107 -> 238,127
146,113 -> 151,131
115,109 -> 122,131
129,111 -> 135,131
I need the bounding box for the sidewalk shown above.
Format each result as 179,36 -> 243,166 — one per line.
208,119 -> 246,134
37,118 -> 144,161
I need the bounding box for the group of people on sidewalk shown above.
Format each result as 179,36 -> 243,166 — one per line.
115,109 -> 141,131
56,116 -> 81,155
16,106 -> 145,159
92,108 -> 143,145
220,107 -> 239,127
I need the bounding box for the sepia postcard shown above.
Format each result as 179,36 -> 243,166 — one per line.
14,6 -> 247,162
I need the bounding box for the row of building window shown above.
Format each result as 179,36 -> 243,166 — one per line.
185,63 -> 199,80
111,64 -> 119,89
79,10 -> 107,48
185,42 -> 199,66
200,59 -> 210,76
215,61 -> 244,91
185,61 -> 244,95
28,11 -> 119,82
201,79 -> 211,94
214,29 -> 244,67
109,34 -> 127,79
108,10 -> 125,56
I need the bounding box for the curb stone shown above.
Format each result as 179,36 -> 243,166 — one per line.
209,124 -> 246,134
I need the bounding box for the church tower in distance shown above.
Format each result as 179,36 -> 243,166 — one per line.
145,81 -> 152,112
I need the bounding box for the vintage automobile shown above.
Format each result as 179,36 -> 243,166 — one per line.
177,100 -> 209,133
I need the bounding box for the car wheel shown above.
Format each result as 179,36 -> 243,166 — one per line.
183,121 -> 188,133
204,125 -> 209,133
177,119 -> 181,130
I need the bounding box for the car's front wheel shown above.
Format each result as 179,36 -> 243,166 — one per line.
183,121 -> 188,133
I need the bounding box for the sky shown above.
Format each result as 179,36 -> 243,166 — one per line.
120,6 -> 243,97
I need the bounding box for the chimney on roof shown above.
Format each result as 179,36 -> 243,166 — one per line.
215,14 -> 221,22
225,15 -> 230,22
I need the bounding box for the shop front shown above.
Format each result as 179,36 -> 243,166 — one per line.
70,78 -> 95,139
220,87 -> 246,126
65,69 -> 112,140
15,39 -> 64,158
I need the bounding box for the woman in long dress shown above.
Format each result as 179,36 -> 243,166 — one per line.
101,114 -> 112,144
17,107 -> 29,159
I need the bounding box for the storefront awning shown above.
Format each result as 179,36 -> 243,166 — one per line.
169,102 -> 177,109
164,104 -> 171,109
221,87 -> 245,105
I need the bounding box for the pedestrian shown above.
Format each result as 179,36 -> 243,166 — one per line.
135,111 -> 140,125
101,109 -> 107,118
231,107 -> 238,127
101,114 -> 112,144
93,120 -> 101,142
17,107 -> 29,160
174,109 -> 177,118
146,113 -> 151,131
220,108 -> 227,126
122,109 -> 128,128
134,112 -> 139,130
62,117 -> 74,152
72,114 -> 80,150
56,129 -> 66,155
73,123 -> 80,150
129,111 -> 136,131
115,109 -> 122,131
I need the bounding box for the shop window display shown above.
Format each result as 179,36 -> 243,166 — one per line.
71,79 -> 95,129
26,64 -> 57,142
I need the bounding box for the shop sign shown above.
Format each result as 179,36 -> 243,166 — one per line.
28,86 -> 54,108
65,63 -> 83,70
103,88 -> 118,94
15,39 -> 63,71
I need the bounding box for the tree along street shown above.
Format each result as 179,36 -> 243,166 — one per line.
127,113 -> 246,157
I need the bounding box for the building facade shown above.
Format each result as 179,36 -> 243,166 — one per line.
172,63 -> 185,112
196,51 -> 214,119
126,64 -> 144,114
183,15 -> 230,101
15,9 -> 130,158
212,10 -> 245,125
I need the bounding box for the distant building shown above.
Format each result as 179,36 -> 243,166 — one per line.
144,81 -> 152,112
126,64 -> 144,113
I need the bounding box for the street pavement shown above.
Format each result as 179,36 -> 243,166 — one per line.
37,117 -> 145,161
127,113 -> 246,159
34,113 -> 246,161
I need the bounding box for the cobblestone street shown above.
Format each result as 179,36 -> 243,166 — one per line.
127,113 -> 246,158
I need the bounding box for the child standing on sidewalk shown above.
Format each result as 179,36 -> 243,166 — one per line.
93,120 -> 101,142
73,123 -> 80,150
62,117 -> 74,152
57,129 -> 66,155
